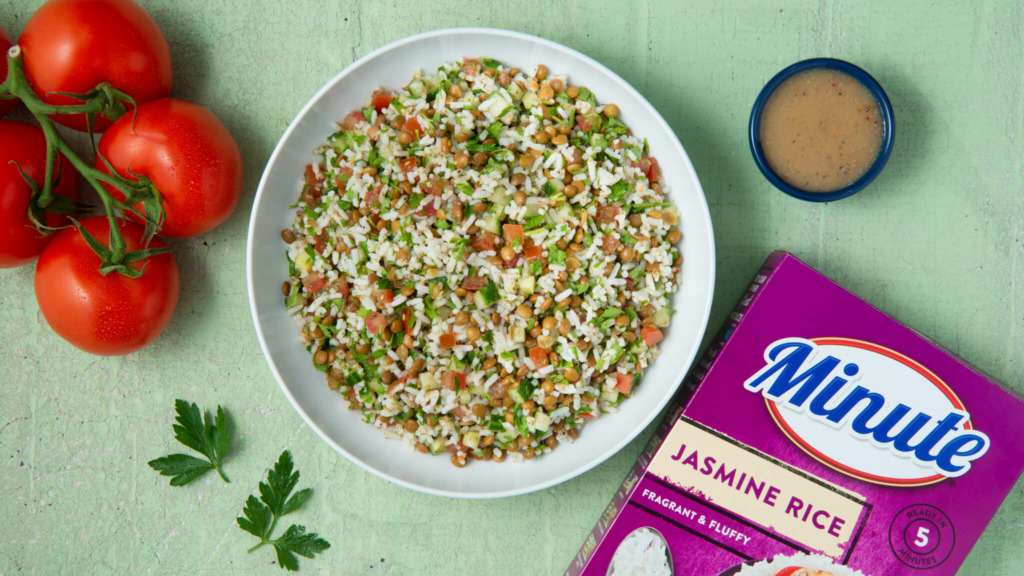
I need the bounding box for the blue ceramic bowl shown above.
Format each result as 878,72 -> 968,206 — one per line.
748,58 -> 894,202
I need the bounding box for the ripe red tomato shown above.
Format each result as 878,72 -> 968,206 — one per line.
34,216 -> 180,355
0,26 -> 16,118
97,98 -> 243,238
18,0 -> 173,132
0,120 -> 79,268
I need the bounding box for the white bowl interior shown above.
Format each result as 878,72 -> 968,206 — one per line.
247,28 -> 715,498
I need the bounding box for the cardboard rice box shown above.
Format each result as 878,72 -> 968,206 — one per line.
566,252 -> 1024,576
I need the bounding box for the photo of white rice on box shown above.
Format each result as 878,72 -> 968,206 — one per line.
281,57 -> 683,468
606,527 -> 672,576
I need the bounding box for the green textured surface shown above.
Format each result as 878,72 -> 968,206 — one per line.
1,1 -> 1022,574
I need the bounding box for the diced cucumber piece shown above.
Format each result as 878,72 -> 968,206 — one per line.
522,91 -> 540,110
419,372 -> 441,390
294,250 -> 312,272
541,178 -> 565,197
462,430 -> 481,450
497,429 -> 519,445
523,200 -> 544,218
479,90 -> 513,120
491,185 -> 511,209
482,214 -> 501,235
473,291 -> 487,310
601,389 -> 620,403
511,325 -> 526,343
507,82 -> 525,102
407,80 -> 427,98
428,437 -> 446,455
510,382 -> 534,404
519,276 -> 536,295
368,379 -> 384,394
470,384 -> 488,396
533,411 -> 552,432
556,203 -> 575,223
477,282 -> 500,306
458,389 -> 472,404
450,356 -> 468,371
284,283 -> 302,308
654,308 -> 670,328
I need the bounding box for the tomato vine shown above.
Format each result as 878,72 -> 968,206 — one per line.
0,45 -> 169,277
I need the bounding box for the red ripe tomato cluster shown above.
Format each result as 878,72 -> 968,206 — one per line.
0,0 -> 244,356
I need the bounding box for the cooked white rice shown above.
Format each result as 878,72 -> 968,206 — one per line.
282,58 -> 683,466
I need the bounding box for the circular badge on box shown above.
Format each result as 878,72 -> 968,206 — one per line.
889,504 -> 955,569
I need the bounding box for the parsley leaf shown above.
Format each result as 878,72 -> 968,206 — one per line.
238,451 -> 330,571
148,399 -> 231,485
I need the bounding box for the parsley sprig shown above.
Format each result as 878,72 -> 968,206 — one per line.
148,399 -> 231,485
238,451 -> 330,571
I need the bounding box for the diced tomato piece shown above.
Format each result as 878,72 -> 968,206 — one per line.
341,110 -> 364,130
304,164 -> 324,188
422,176 -> 444,196
451,405 -> 468,419
401,307 -> 413,330
443,371 -> 466,391
601,233 -> 621,254
439,332 -> 456,350
595,205 -> 621,223
503,224 -> 524,248
773,569 -> 809,576
529,346 -> 549,369
371,90 -> 393,113
462,57 -> 482,77
333,165 -> 354,190
646,157 -> 661,183
638,157 -> 661,183
461,276 -> 488,291
641,325 -> 664,346
575,113 -> 592,132
313,230 -> 329,254
418,197 -> 437,218
365,312 -> 387,335
382,289 -> 394,304
614,374 -> 634,395
524,245 -> 545,262
402,117 -> 424,139
470,233 -> 497,252
364,183 -> 382,207
579,411 -> 596,420
386,375 -> 408,396
302,272 -> 326,293
399,157 -> 418,173
503,255 -> 521,269
330,278 -> 350,298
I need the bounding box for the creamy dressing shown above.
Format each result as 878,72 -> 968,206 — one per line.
759,69 -> 883,192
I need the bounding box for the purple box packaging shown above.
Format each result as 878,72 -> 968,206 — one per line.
566,252 -> 1024,576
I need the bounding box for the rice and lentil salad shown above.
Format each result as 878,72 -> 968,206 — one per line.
280,57 -> 683,467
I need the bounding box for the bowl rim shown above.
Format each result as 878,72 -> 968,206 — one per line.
747,57 -> 895,203
246,26 -> 716,498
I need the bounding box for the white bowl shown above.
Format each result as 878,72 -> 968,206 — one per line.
247,28 -> 715,498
